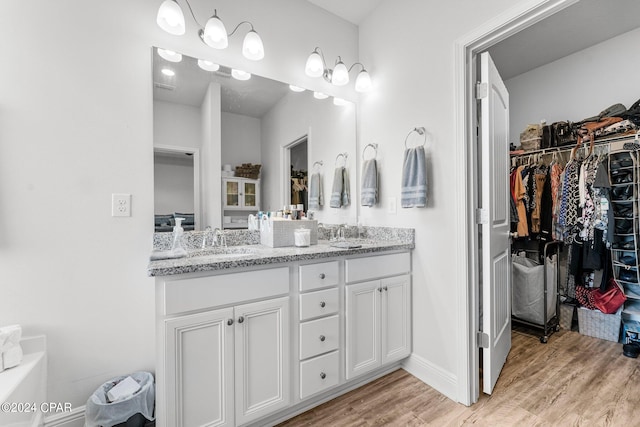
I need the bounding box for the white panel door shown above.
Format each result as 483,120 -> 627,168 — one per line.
164,308 -> 234,427
381,275 -> 411,364
479,51 -> 511,395
235,297 -> 290,425
346,280 -> 381,379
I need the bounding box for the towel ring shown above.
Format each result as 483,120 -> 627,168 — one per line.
362,143 -> 378,161
404,127 -> 427,148
335,152 -> 348,167
312,160 -> 323,171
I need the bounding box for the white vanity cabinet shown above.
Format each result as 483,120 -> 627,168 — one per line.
345,253 -> 411,379
156,268 -> 290,427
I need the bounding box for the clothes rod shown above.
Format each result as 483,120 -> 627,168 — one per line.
510,133 -> 638,158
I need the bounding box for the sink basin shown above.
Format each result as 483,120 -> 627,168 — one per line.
188,247 -> 257,258
329,241 -> 363,249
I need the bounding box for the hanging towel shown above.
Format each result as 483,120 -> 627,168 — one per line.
330,167 -> 350,208
401,146 -> 427,208
361,159 -> 378,207
308,172 -> 323,210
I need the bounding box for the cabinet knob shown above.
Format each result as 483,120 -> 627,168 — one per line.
378,287 -> 382,292
320,372 -> 326,379
319,273 -> 326,279
238,316 -> 245,324
320,301 -> 326,308
227,319 -> 234,326
383,286 -> 388,291
319,335 -> 326,342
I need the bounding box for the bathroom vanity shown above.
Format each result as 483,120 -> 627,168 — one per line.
149,228 -> 413,427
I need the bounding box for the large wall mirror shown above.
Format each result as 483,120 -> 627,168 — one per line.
152,48 -> 357,232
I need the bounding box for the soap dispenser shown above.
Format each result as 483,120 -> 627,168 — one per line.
171,217 -> 187,257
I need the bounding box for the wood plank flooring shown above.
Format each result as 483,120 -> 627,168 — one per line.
278,329 -> 640,426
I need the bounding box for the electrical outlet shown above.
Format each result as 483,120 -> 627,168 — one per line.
112,193 -> 131,217
387,197 -> 397,214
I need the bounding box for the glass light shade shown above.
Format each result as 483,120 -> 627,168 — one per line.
157,48 -> 182,63
203,14 -> 228,49
313,91 -> 328,100
242,30 -> 264,61
305,51 -> 324,78
156,0 -> 185,35
197,59 -> 220,72
355,69 -> 373,92
231,69 -> 251,81
333,97 -> 349,106
289,85 -> 305,92
331,61 -> 349,86
161,68 -> 175,77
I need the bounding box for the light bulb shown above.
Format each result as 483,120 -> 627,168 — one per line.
197,59 -> 220,72
156,0 -> 185,36
202,12 -> 228,49
355,69 -> 372,92
313,92 -> 328,100
242,30 -> 264,61
231,69 -> 251,81
157,48 -> 182,63
305,50 -> 324,78
333,97 -> 349,106
161,68 -> 175,77
289,85 -> 305,92
331,60 -> 349,86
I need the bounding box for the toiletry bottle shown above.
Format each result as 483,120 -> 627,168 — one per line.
171,217 -> 187,257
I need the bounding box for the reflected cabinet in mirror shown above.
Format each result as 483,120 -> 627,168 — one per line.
152,48 -> 357,232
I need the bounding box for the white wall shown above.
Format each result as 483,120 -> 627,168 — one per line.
154,154 -> 195,215
153,100 -> 202,149
358,0 -> 524,399
0,0 -> 357,412
506,26 -> 640,145
221,112 -> 262,168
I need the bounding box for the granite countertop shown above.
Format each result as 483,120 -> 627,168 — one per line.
148,238 -> 414,277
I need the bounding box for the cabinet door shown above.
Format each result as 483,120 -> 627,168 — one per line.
224,179 -> 240,208
235,297 -> 290,425
243,181 -> 258,208
346,280 -> 381,379
381,275 -> 411,364
164,308 -> 234,427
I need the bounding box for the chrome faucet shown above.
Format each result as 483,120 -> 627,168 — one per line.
215,227 -> 227,248
338,224 -> 346,241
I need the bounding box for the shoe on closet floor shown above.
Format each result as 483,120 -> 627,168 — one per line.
623,342 -> 640,358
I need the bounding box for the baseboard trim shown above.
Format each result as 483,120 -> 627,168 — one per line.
402,353 -> 458,401
44,405 -> 85,427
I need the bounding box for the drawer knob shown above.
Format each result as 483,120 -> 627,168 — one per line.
320,301 -> 326,308
378,287 -> 382,292
227,319 -> 234,326
238,316 -> 245,324
319,273 -> 326,279
320,372 -> 326,379
319,335 -> 326,342
384,286 -> 388,291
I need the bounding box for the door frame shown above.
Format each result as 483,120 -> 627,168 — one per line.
281,133 -> 310,209
453,0 -> 580,405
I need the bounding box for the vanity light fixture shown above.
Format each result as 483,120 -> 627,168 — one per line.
289,85 -> 305,92
156,1 -> 265,61
313,91 -> 328,100
197,59 -> 220,72
304,47 -> 372,92
161,68 -> 175,77
157,48 -> 182,63
231,69 -> 251,81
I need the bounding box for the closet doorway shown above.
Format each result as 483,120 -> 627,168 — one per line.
456,0 -> 640,406
283,135 -> 309,211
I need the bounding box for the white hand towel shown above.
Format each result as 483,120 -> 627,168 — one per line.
308,172 -> 323,210
330,167 -> 344,208
361,159 -> 378,207
401,146 -> 427,208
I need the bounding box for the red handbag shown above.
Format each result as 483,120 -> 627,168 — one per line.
592,279 -> 626,314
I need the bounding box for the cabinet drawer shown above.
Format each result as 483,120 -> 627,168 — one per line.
300,351 -> 340,400
300,288 -> 339,321
161,267 -> 289,315
299,315 -> 339,360
299,261 -> 339,291
345,252 -> 410,283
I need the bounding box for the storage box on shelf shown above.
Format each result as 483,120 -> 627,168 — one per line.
577,307 -> 622,342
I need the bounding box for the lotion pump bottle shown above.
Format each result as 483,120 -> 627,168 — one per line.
171,217 -> 187,257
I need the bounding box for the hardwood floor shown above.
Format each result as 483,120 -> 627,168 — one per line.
278,329 -> 640,426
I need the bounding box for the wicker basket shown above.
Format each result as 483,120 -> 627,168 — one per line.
577,307 -> 621,342
235,163 -> 261,179
559,304 -> 576,330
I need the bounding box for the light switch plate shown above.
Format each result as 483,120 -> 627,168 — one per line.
112,193 -> 131,217
387,197 -> 397,214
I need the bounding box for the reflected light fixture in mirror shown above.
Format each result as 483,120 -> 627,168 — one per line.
313,92 -> 328,100
156,1 -> 264,61
231,69 -> 251,81
157,48 -> 182,63
333,97 -> 349,106
289,85 -> 305,92
197,59 -> 220,72
161,68 -> 175,77
304,47 -> 372,92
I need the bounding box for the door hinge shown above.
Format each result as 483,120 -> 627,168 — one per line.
477,331 -> 489,349
475,208 -> 489,225
476,82 -> 488,100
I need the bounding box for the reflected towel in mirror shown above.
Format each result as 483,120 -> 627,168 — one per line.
361,159 -> 378,207
308,172 -> 323,210
401,146 -> 427,208
330,167 -> 350,208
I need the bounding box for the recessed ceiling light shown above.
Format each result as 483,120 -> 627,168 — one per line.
231,69 -> 251,81
313,91 -> 328,100
197,59 -> 220,72
161,68 -> 175,77
157,48 -> 182,62
289,85 -> 305,92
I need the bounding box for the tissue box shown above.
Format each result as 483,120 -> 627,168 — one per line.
260,219 -> 318,248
